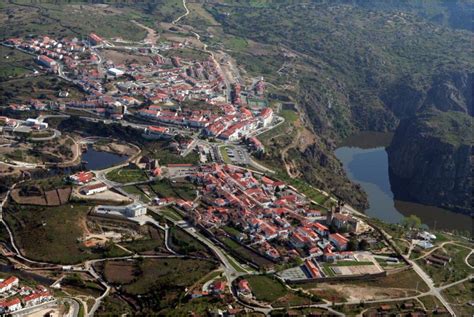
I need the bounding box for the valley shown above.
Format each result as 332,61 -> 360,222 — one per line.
0,1 -> 471,316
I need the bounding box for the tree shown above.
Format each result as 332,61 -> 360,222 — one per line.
347,238 -> 358,251
358,239 -> 370,251
402,215 -> 422,230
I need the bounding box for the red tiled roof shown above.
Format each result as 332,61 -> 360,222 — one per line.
0,276 -> 18,289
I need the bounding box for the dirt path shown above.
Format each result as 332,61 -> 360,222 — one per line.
131,20 -> 158,45
281,128 -> 302,178
173,0 -> 190,24
413,241 -> 470,261
280,110 -> 316,178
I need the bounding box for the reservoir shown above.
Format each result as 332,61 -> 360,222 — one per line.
335,132 -> 472,234
82,145 -> 128,170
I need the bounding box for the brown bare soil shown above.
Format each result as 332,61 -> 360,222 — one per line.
101,49 -> 152,65
103,261 -> 137,285
308,284 -> 416,302
45,190 -> 60,205
11,187 -> 71,206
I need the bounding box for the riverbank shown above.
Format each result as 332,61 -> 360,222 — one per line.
335,132 -> 472,235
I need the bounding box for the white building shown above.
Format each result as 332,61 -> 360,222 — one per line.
259,108 -> 273,127
143,126 -> 171,139
0,298 -> 21,312
94,203 -> 147,218
80,182 -> 107,195
107,68 -> 125,77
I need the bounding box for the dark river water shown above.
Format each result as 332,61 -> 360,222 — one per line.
335,132 -> 472,234
81,145 -> 128,170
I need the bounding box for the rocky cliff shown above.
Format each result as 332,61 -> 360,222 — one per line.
208,0 -> 473,214
388,111 -> 473,215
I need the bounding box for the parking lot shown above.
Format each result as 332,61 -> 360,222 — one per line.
225,146 -> 250,165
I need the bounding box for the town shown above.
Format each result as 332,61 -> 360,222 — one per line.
0,275 -> 55,315
0,15 -> 472,317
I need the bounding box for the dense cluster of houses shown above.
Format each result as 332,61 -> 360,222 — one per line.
0,276 -> 54,314
5,35 -> 90,74
181,164 -> 367,268
140,103 -> 273,141
4,32 -> 272,139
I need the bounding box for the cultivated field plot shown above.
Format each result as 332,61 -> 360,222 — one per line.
11,187 -> 72,206
103,261 -> 138,285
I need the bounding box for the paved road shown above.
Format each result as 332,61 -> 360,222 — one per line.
11,300 -> 58,317
409,251 -> 455,315
64,298 -> 80,317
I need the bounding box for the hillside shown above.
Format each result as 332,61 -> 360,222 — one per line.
195,0 -> 473,213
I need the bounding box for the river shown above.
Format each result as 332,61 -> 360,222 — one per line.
81,145 -> 128,170
335,132 -> 472,234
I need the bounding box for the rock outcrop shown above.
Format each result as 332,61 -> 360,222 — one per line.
388,111 -> 473,215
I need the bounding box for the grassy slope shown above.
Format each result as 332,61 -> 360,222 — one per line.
1,2 -> 146,40
245,275 -> 314,307
4,203 -> 128,263
422,110 -> 474,147
100,257 -> 216,313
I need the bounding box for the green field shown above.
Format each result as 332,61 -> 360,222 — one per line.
159,207 -> 183,221
122,185 -> 151,203
245,275 -> 287,303
127,258 -> 215,294
169,227 -> 209,256
4,203 -> 128,264
151,179 -> 196,201
245,275 -> 314,306
62,273 -> 104,298
96,295 -> 132,316
106,166 -> 148,184
219,146 -> 232,164
418,295 -> 443,311
223,36 -> 249,51
0,46 -> 35,80
222,225 -> 241,237
143,142 -> 200,165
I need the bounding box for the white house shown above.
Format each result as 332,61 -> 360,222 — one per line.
0,298 -> 21,312
80,182 -> 107,196
0,276 -> 19,293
